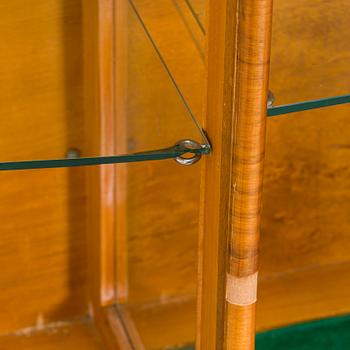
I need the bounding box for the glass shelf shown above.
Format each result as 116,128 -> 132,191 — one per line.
268,94 -> 350,117
0,0 -> 209,171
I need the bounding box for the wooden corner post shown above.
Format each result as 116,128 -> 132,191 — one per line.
197,0 -> 273,349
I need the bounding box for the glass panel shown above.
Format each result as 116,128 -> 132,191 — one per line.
184,0 -> 206,34
123,0 -> 207,151
269,1 -> 350,106
111,2 -> 207,348
129,0 -> 206,118
261,103 -> 350,331
0,0 -> 208,171
265,104 -> 350,272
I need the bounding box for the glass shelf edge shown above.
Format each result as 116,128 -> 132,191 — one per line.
0,140 -> 211,171
267,94 -> 350,117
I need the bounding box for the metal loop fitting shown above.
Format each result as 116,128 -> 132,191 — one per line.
267,90 -> 275,107
175,139 -> 203,166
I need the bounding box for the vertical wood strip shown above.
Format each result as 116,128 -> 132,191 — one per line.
198,0 -> 272,349
84,1 -> 129,349
226,0 -> 272,348
197,0 -> 238,347
97,0 -> 117,306
84,0 -> 116,308
114,0 -> 129,304
84,0 -> 117,344
84,2 -> 136,348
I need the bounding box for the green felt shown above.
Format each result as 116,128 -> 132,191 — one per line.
176,314 -> 350,350
256,314 -> 350,350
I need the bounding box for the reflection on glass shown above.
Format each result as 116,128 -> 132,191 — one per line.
184,0 -> 206,34
113,5 -> 207,350
270,0 -> 350,106
129,0 -> 206,118
124,0 -> 208,153
0,0 -> 208,170
263,103 -> 350,276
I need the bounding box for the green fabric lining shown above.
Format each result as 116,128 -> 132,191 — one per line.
256,314 -> 350,350
174,314 -> 350,350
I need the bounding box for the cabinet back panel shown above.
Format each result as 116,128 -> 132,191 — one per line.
0,0 -> 87,334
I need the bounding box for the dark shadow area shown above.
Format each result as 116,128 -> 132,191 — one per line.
49,0 -> 88,321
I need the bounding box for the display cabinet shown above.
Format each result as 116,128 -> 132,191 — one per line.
1,0 -> 350,349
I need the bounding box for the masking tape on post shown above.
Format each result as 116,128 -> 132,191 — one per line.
226,272 -> 258,306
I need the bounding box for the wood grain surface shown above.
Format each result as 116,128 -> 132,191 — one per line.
125,298 -> 196,349
0,0 -> 87,334
258,262 -> 350,331
83,0 -> 116,309
0,320 -> 104,350
196,0 -> 237,347
220,0 -> 272,348
261,0 -> 350,277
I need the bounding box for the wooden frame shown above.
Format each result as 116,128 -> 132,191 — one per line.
198,0 -> 273,349
84,0 -> 273,348
84,0 -> 132,348
84,0 -> 116,308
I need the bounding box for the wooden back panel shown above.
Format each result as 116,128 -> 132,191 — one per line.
261,0 -> 350,276
258,0 -> 350,329
0,0 -> 87,334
